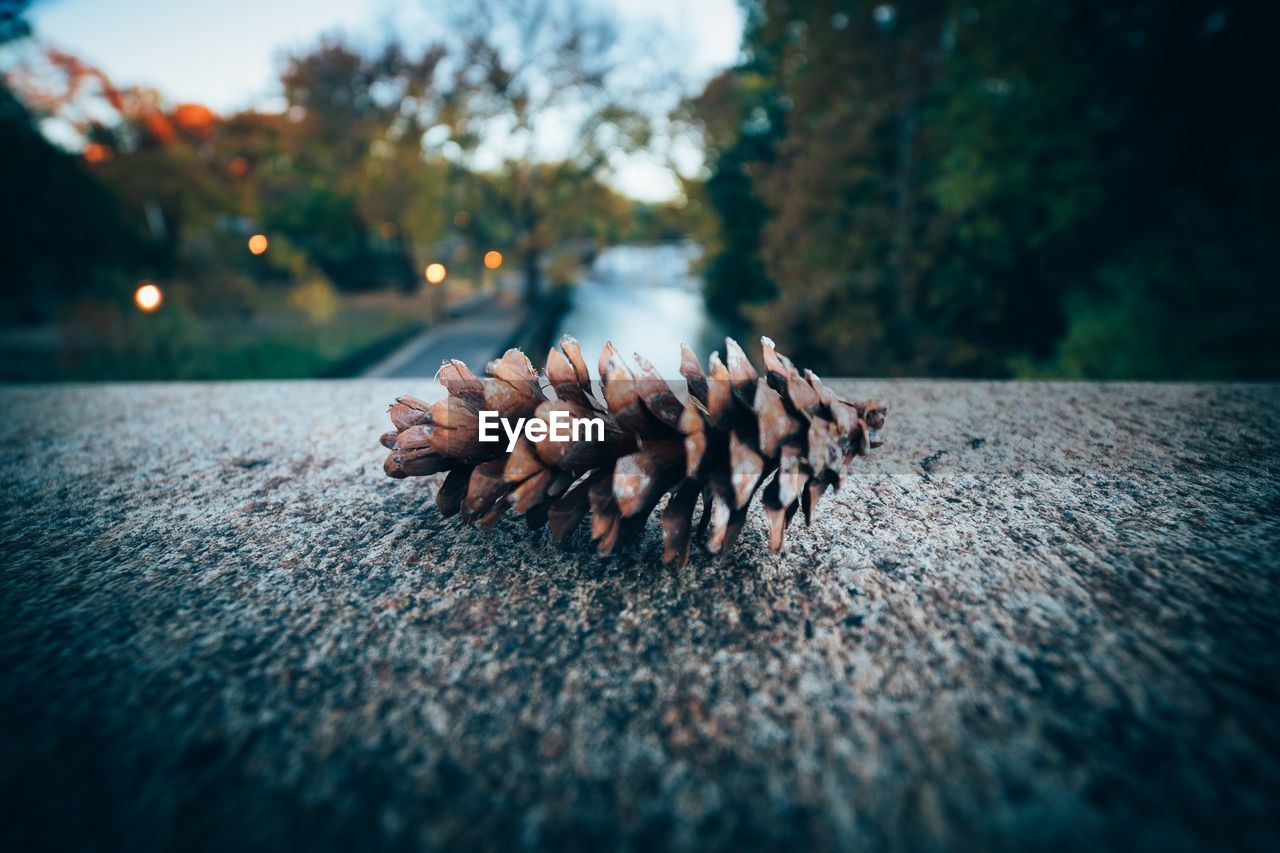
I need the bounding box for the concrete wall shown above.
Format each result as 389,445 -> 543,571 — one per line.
2,380 -> 1277,850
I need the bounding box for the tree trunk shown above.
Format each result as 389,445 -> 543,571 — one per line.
522,249 -> 541,305
891,100 -> 917,326
393,232 -> 418,293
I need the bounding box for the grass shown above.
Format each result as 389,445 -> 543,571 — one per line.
0,290 -> 441,382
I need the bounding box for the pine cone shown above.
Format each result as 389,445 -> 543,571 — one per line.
381,336 -> 886,567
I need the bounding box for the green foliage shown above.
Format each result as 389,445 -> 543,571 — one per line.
0,81 -> 137,323
438,0 -> 655,302
1,22 -> 650,379
0,287 -> 422,381
691,30 -> 787,320
704,140 -> 776,319
1052,220 -> 1280,380
696,0 -> 1280,379
0,0 -> 32,44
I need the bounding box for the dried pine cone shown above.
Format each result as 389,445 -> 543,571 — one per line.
382,336 -> 886,566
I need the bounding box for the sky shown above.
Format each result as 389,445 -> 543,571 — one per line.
23,0 -> 744,200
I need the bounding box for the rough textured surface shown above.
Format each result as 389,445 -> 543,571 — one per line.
1,380 -> 1278,852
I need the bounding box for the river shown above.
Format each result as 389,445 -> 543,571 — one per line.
554,243 -> 723,377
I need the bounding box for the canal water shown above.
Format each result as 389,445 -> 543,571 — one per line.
554,243 -> 724,377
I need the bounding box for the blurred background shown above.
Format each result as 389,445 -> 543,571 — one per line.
0,0 -> 1275,381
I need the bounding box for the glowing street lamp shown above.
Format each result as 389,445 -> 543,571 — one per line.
425,263 -> 447,285
483,250 -> 503,270
248,233 -> 269,255
134,282 -> 163,313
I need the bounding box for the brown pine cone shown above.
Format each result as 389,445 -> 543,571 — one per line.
381,336 -> 886,567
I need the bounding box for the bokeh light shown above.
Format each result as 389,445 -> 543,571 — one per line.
134,282 -> 163,313
379,222 -> 397,239
248,234 -> 269,255
424,263 -> 447,285
484,250 -> 503,270
82,142 -> 111,164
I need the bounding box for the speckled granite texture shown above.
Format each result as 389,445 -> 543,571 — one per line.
1,380 -> 1278,852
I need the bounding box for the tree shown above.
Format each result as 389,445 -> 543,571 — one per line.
275,39 -> 449,290
696,0 -> 1280,379
0,0 -> 33,44
682,53 -> 784,324
7,45 -> 235,266
437,0 -> 657,303
0,10 -> 144,321
0,79 -> 137,322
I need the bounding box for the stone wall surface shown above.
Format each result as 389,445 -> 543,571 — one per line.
1,380 -> 1277,851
